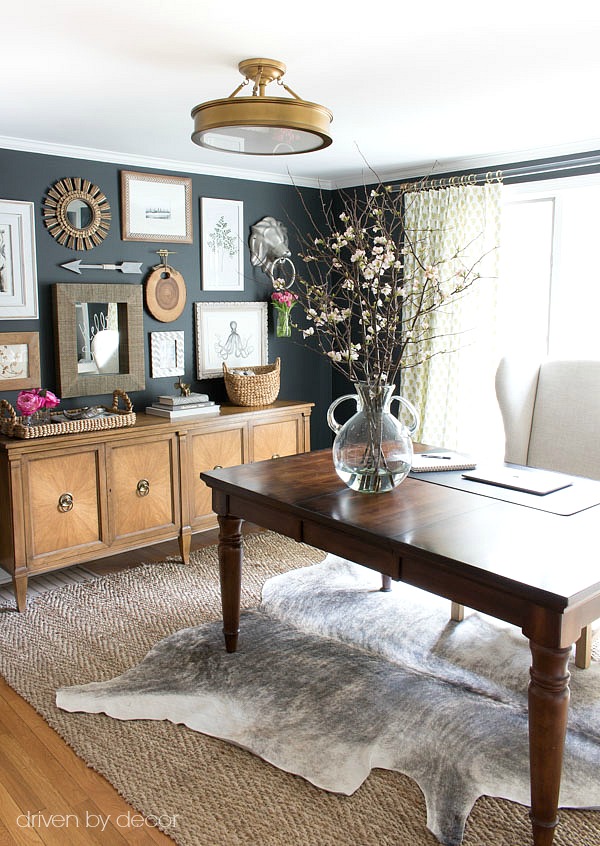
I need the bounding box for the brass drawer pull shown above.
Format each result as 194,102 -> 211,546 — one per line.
136,479 -> 150,497
213,464 -> 223,470
58,492 -> 74,513
271,453 -> 281,459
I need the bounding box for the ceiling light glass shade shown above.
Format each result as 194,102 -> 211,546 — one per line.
191,59 -> 333,156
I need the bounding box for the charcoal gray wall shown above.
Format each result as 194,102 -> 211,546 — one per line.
0,148 -> 333,448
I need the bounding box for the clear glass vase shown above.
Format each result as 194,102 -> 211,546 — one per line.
274,306 -> 292,338
327,382 -> 420,493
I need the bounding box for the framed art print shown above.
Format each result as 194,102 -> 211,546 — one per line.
0,332 -> 40,389
195,301 -> 267,378
0,200 -> 38,319
201,197 -> 244,291
150,330 -> 185,378
121,171 -> 193,243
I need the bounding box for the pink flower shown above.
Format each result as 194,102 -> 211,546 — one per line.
39,389 -> 60,409
16,390 -> 46,416
271,290 -> 298,311
16,387 -> 61,417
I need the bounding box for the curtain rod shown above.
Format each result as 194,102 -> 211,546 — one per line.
391,150 -> 600,192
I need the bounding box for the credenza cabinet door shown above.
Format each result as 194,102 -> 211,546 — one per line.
250,417 -> 302,462
190,425 -> 245,526
22,446 -> 108,568
107,434 -> 179,544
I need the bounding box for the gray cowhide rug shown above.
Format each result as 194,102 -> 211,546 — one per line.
56,555 -> 600,846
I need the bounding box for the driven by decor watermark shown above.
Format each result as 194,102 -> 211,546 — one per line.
17,810 -> 178,831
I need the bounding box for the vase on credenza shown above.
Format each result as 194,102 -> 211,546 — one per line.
327,382 -> 419,494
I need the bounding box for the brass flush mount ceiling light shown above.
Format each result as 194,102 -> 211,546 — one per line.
191,58 -> 333,155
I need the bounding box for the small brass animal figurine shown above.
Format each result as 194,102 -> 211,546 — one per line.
174,377 -> 191,397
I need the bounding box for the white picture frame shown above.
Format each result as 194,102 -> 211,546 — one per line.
0,200 -> 38,319
150,330 -> 185,378
195,301 -> 267,379
201,197 -> 244,291
121,171 -> 193,243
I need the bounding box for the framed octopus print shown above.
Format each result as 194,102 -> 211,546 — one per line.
194,301 -> 267,379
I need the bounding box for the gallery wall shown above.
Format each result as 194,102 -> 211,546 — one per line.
0,147 -> 333,448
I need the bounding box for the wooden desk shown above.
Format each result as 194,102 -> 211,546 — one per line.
201,449 -> 600,846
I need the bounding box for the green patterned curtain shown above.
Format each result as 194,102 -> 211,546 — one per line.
401,181 -> 503,454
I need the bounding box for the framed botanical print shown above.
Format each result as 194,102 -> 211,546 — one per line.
0,332 -> 41,389
201,198 -> 244,291
195,301 -> 267,379
121,171 -> 193,243
0,200 -> 38,319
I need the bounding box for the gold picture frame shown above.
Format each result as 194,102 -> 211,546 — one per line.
42,178 -> 111,250
121,171 -> 193,243
53,283 -> 145,398
0,332 -> 41,389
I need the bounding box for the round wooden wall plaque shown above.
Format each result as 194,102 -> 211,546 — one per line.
145,266 -> 187,322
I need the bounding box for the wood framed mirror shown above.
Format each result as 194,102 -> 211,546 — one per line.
43,178 -> 111,250
53,282 -> 145,397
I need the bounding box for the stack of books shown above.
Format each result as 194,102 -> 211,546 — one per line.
146,392 -> 220,420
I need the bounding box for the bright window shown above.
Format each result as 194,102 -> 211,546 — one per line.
500,175 -> 600,359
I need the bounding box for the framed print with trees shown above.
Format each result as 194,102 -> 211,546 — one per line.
201,198 -> 244,291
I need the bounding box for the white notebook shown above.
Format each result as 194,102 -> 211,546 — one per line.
411,451 -> 477,473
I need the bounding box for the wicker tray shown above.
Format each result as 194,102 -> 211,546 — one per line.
0,389 -> 136,439
223,358 -> 280,406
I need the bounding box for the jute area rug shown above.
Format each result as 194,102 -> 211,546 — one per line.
0,532 -> 599,846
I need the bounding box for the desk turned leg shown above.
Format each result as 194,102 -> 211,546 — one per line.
217,515 -> 243,653
528,642 -> 571,846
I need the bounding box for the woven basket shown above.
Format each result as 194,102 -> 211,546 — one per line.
223,358 -> 280,406
0,389 -> 136,439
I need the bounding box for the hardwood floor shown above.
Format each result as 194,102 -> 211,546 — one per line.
0,526 -> 263,845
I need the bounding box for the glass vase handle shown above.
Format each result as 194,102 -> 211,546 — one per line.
326,393 -> 358,434
327,392 -> 420,436
390,395 -> 420,437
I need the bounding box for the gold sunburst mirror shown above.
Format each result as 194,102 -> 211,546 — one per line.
43,177 -> 111,250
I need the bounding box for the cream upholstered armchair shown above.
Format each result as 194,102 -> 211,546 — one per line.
451,356 -> 600,668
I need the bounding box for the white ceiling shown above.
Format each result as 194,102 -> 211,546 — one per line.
3,1 -> 600,189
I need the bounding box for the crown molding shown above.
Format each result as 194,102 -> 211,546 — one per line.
0,135 -> 334,191
2,134 -> 600,193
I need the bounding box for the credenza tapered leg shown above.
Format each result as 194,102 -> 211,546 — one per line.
12,573 -> 27,612
528,642 -> 571,846
178,528 -> 192,565
217,515 -> 243,653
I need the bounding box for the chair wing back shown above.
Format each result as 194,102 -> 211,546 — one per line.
496,357 -> 600,480
495,357 -> 541,466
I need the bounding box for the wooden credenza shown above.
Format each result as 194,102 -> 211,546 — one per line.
0,401 -> 313,611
